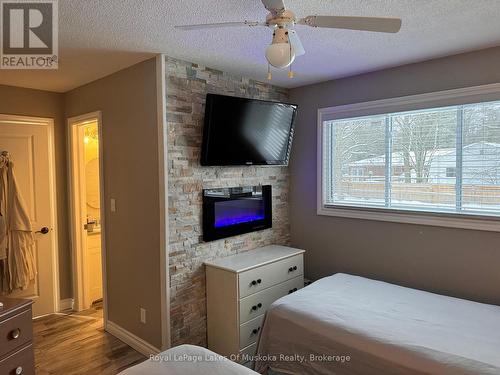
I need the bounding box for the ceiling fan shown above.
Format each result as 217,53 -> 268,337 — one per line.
175,0 -> 402,80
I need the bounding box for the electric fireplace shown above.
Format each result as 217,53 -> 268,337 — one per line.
202,185 -> 272,241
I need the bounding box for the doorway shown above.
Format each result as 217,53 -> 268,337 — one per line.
0,114 -> 59,317
68,112 -> 107,325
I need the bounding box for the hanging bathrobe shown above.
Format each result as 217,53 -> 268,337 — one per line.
0,152 -> 37,293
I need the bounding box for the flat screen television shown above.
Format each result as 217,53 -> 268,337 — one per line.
201,94 -> 298,166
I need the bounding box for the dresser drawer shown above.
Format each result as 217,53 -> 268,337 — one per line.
0,344 -> 34,375
239,276 -> 303,324
239,314 -> 265,350
240,342 -> 257,358
239,254 -> 303,298
239,342 -> 257,364
0,310 -> 32,358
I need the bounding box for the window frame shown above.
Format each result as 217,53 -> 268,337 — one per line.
317,83 -> 500,232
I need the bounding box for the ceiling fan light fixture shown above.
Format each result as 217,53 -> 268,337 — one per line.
265,42 -> 295,68
176,1 -> 403,80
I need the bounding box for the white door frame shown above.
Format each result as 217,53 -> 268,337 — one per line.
0,114 -> 60,315
67,112 -> 107,324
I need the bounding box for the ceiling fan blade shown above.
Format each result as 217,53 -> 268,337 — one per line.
288,30 -> 305,56
298,16 -> 402,33
261,0 -> 286,15
175,21 -> 265,30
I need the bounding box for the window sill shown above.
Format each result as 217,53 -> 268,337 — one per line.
317,205 -> 500,232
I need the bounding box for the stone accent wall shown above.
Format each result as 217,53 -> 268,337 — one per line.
165,56 -> 291,346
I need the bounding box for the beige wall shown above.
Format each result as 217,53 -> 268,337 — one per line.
289,46 -> 500,305
0,85 -> 72,299
65,57 -> 164,348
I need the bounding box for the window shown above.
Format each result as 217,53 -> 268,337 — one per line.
319,91 -> 500,231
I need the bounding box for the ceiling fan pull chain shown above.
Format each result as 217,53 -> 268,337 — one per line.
288,42 -> 294,79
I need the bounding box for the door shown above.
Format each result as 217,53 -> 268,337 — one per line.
82,121 -> 102,305
0,115 -> 57,317
86,233 -> 102,303
69,114 -> 105,312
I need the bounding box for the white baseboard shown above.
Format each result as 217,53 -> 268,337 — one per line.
59,298 -> 74,311
106,320 -> 161,356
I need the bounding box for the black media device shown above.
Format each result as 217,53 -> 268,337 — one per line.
201,94 -> 298,166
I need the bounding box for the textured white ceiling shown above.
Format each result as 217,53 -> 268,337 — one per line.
1,0 -> 500,92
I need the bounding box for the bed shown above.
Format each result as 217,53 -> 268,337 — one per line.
120,344 -> 258,375
255,273 -> 500,375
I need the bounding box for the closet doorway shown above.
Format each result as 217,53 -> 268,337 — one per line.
0,114 -> 59,317
68,112 -> 107,323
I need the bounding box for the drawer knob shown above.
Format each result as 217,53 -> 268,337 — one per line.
251,303 -> 263,311
288,266 -> 298,272
15,366 -> 23,375
288,288 -> 298,294
251,279 -> 262,286
252,327 -> 261,335
10,328 -> 21,340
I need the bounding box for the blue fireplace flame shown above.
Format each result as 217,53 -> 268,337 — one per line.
214,199 -> 265,228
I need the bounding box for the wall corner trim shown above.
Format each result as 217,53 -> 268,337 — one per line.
155,53 -> 171,351
106,320 -> 161,356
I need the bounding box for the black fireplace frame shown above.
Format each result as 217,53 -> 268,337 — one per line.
202,185 -> 272,242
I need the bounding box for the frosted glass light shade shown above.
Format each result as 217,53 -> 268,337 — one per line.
266,42 -> 295,68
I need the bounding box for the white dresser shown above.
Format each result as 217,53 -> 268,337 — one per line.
205,245 -> 305,360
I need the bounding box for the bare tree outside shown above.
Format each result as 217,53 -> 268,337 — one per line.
327,117 -> 385,202
392,110 -> 456,184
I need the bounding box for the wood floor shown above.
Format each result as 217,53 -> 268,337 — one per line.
33,304 -> 146,375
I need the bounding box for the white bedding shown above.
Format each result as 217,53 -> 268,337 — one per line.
255,273 -> 500,375
120,344 -> 258,375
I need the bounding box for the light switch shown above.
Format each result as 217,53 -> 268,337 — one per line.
110,198 -> 116,212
